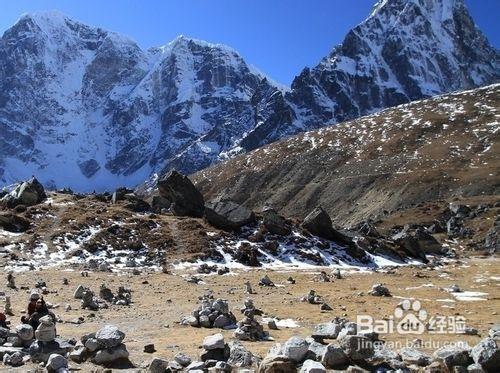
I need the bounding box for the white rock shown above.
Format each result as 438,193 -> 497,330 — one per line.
300,359 -> 326,373
203,333 -> 225,350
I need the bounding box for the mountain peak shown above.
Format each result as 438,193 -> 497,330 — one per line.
165,34 -> 240,56
369,0 -> 465,19
18,10 -> 72,32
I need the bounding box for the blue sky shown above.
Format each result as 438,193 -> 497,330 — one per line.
1,0 -> 498,86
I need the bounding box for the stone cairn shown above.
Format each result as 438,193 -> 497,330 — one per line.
200,333 -> 230,365
112,286 -> 132,306
77,325 -> 130,366
74,285 -> 106,310
302,290 -> 323,304
244,281 -> 254,294
4,296 -> 13,316
368,283 -> 392,297
333,268 -> 342,279
74,284 -> 131,311
182,292 -> 236,329
234,298 -> 267,341
6,273 -> 16,289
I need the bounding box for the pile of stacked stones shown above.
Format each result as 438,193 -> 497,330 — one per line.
257,319 -> 500,372
368,283 -> 392,297
99,284 -> 132,306
1,309 -> 74,369
74,284 -> 132,311
149,333 -> 261,372
182,293 -> 236,329
74,325 -> 130,366
234,298 -> 268,341
302,290 -> 323,304
1,319 -> 130,369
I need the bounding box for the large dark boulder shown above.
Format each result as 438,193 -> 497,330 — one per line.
1,177 -> 46,208
157,171 -> 204,217
413,228 -> 442,254
392,227 -> 442,261
262,207 -> 290,236
301,207 -> 351,245
205,198 -> 255,231
0,213 -> 30,232
151,195 -> 171,212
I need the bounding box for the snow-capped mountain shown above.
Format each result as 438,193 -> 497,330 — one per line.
0,11 -> 286,190
261,0 -> 500,142
0,0 -> 498,191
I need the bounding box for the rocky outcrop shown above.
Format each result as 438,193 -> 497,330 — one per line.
301,207 -> 351,245
1,177 -> 46,208
157,170 -> 204,217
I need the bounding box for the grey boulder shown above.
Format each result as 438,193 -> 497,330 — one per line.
321,343 -> 348,368
339,335 -> 374,361
471,337 -> 500,371
46,353 -> 68,372
205,198 -> 255,231
92,344 -> 129,365
95,325 -> 125,349
281,336 -> 309,363
203,333 -> 225,350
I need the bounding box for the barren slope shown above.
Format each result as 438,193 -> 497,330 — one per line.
193,84 -> 500,226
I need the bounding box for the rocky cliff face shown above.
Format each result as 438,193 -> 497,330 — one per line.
0,0 -> 498,191
283,0 -> 499,130
0,11 -> 285,190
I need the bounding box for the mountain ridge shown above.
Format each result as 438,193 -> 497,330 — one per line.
0,0 -> 498,191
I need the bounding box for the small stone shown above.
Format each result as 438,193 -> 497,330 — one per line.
268,319 -> 278,330
144,344 -> 156,353
149,357 -> 169,373
320,303 -> 333,311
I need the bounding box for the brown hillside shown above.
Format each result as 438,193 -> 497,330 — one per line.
193,84 -> 500,226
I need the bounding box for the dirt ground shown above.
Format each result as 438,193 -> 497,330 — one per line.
2,256 -> 499,372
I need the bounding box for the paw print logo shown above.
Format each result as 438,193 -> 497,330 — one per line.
394,299 -> 427,335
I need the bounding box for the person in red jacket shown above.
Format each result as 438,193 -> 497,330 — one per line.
0,312 -> 7,329
21,292 -> 39,324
